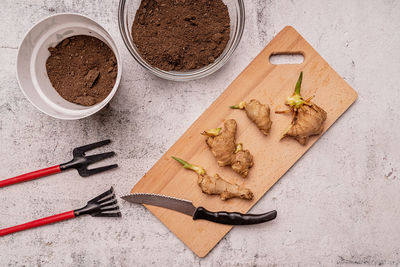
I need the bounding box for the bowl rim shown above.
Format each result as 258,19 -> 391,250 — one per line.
16,12 -> 122,120
118,0 -> 245,81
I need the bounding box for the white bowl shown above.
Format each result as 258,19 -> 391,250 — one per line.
16,13 -> 122,120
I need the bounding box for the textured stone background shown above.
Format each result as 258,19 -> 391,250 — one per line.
1,0 -> 400,266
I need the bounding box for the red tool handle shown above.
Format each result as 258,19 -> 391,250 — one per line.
0,165 -> 61,188
0,210 -> 75,236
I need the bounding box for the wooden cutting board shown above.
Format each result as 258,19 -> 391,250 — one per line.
131,26 -> 357,257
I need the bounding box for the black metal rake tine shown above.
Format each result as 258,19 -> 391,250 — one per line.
92,212 -> 122,217
73,139 -> 111,157
96,194 -> 116,205
100,206 -> 120,212
87,187 -> 114,204
100,198 -> 118,207
73,187 -> 122,218
78,164 -> 118,177
85,152 -> 116,164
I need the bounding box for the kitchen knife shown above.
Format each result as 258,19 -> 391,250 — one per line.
121,193 -> 277,225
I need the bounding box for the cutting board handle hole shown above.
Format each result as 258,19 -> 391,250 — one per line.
269,52 -> 304,65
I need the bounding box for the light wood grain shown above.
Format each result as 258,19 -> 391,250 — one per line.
131,26 -> 358,257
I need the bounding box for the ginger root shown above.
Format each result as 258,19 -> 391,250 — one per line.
276,72 -> 327,145
231,99 -> 272,135
172,157 -> 253,201
202,119 -> 253,177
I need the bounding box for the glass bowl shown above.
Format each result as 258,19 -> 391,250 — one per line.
118,0 -> 245,81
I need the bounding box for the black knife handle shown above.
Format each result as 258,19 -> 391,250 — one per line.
193,207 -> 277,225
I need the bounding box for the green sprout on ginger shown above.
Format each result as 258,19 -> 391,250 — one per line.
202,127 -> 222,137
230,101 -> 246,109
172,156 -> 206,175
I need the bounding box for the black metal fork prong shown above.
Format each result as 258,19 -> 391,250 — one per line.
85,152 -> 116,164
73,139 -> 111,157
60,139 -> 117,177
78,164 -> 118,177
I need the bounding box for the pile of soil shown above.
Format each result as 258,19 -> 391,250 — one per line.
46,35 -> 118,106
131,0 -> 230,71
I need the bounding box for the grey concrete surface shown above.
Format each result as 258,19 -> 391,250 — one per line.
1,0 -> 399,266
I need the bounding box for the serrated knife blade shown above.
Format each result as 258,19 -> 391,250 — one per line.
121,193 -> 197,217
